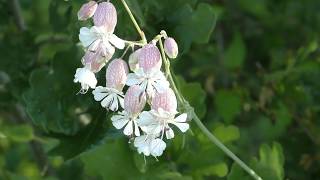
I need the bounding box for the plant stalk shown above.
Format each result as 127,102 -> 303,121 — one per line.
120,0 -> 147,45
120,1 -> 262,179
159,38 -> 262,180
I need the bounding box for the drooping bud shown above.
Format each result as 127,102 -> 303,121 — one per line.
93,2 -> 117,33
106,59 -> 129,91
138,44 -> 162,73
78,1 -> 98,21
164,37 -> 178,59
128,48 -> 141,71
124,85 -> 146,115
152,88 -> 177,114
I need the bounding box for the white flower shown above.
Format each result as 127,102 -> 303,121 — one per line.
92,86 -> 124,111
138,108 -> 189,139
79,26 -> 125,57
74,67 -> 97,94
126,68 -> 169,99
111,111 -> 140,136
134,134 -> 166,157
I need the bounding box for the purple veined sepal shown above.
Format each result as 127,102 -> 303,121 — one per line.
111,85 -> 147,137
77,1 -> 98,21
93,2 -> 117,33
92,59 -> 129,111
151,88 -> 178,114
138,43 -> 162,73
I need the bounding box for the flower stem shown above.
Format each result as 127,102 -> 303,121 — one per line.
158,36 -> 262,180
120,0 -> 147,45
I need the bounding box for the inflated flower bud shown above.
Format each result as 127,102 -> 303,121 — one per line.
93,2 -> 117,33
152,88 -> 177,114
128,48 -> 141,71
164,37 -> 178,59
124,85 -> 146,115
106,59 -> 129,91
78,1 -> 98,21
82,46 -> 111,73
138,44 -> 162,73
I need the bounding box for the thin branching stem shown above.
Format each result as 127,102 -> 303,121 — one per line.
121,1 -> 262,179
120,0 -> 147,45
159,36 -> 262,180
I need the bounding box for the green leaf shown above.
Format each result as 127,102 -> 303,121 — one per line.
238,0 -> 269,18
49,0 -> 72,32
253,142 -> 285,180
80,138 -> 186,179
215,90 -> 242,123
1,125 -> 34,142
175,76 -> 207,119
224,32 -> 247,70
48,112 -> 118,161
213,123 -> 240,143
195,162 -> 228,178
175,3 -> 216,52
228,142 -> 285,180
227,163 -> 251,180
23,48 -> 88,135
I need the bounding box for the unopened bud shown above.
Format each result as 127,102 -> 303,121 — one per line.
106,59 -> 129,91
93,2 -> 117,33
164,37 -> 178,59
128,48 -> 141,71
78,1 -> 98,21
124,85 -> 146,115
152,88 -> 177,114
138,44 -> 162,73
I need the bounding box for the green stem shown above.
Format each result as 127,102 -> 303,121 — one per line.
120,0 -> 147,45
158,37 -> 262,180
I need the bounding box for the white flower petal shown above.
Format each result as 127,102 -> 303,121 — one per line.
123,120 -> 133,136
134,135 -> 150,156
79,27 -> 98,48
174,113 -> 188,123
100,94 -> 114,108
109,95 -> 118,111
150,138 -> 166,157
109,34 -> 125,49
92,86 -> 108,101
126,73 -> 142,86
104,41 -> 115,55
165,128 -> 175,139
133,120 -> 140,137
171,122 -> 189,133
137,111 -> 155,126
111,115 -> 129,129
74,67 -> 97,90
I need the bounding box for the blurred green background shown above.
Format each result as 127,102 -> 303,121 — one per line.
0,0 -> 320,179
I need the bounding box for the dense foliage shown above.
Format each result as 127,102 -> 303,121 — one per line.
1,0 -> 320,179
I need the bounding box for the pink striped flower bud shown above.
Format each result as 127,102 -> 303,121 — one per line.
106,59 -> 129,91
152,88 -> 177,114
93,2 -> 117,33
124,85 -> 146,115
78,1 -> 98,21
138,44 -> 162,73
164,37 -> 178,59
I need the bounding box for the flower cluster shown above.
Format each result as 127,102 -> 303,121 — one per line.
74,1 -> 188,158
